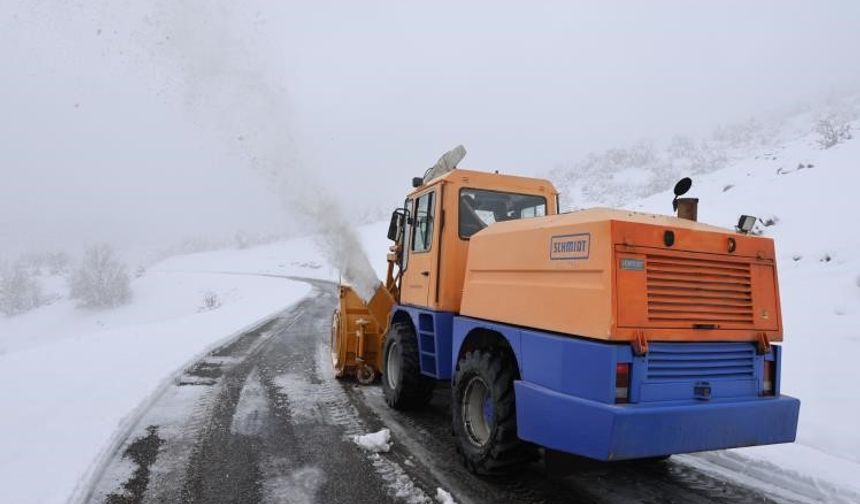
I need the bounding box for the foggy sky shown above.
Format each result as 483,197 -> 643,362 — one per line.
2,1 -> 859,259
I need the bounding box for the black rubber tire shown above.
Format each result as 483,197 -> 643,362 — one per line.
381,322 -> 435,410
452,349 -> 535,475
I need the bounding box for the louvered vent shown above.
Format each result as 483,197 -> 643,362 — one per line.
646,254 -> 754,326
647,342 -> 755,381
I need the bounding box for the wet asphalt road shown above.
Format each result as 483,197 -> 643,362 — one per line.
82,279 -> 787,504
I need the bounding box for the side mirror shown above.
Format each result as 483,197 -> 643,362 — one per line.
387,208 -> 408,241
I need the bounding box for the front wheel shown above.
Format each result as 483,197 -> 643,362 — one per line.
381,322 -> 435,409
452,349 -> 535,475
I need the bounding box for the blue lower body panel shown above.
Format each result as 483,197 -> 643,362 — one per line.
393,305 -> 454,379
516,381 -> 800,461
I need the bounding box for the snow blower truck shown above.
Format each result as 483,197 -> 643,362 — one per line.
330,146 -> 799,473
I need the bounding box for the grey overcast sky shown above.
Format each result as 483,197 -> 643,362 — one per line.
2,1 -> 860,256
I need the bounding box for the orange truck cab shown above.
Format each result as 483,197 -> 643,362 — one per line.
362,149 -> 798,473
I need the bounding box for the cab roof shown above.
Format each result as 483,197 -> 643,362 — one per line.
407,168 -> 558,199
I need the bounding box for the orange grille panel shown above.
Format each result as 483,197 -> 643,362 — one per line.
646,254 -> 754,325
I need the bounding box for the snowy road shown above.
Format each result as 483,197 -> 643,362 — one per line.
81,279 -> 788,504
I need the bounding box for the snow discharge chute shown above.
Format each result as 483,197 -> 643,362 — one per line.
330,146 -> 465,383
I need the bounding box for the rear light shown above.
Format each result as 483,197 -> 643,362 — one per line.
762,359 -> 775,396
615,363 -> 630,403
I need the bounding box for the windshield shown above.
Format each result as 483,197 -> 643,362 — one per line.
459,188 -> 547,238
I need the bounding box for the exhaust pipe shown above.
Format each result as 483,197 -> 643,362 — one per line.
676,197 -> 699,221
672,177 -> 698,221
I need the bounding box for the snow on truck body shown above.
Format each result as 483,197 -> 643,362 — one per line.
332,156 -> 799,471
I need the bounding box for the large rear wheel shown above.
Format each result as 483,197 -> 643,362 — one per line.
452,348 -> 534,475
381,322 -> 435,409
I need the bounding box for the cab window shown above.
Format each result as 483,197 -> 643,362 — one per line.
459,188 -> 546,239
411,191 -> 435,252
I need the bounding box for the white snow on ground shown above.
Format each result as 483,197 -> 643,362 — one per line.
313,342 -> 430,504
352,428 -> 393,453
435,487 -> 458,504
627,118 -> 860,500
0,224 -> 387,504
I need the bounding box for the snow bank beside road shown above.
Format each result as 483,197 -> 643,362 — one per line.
0,251 -> 318,504
0,222 -> 391,504
155,221 -> 393,294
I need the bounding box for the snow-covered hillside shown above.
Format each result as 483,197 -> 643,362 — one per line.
624,118 -> 860,501
551,95 -> 860,212
0,224 -> 390,504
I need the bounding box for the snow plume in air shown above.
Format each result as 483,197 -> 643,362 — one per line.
146,1 -> 380,300
294,190 -> 381,301
316,215 -> 381,302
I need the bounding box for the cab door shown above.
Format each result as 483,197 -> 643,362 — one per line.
400,188 -> 438,308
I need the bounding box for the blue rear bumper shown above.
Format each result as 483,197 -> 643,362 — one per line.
515,381 -> 800,461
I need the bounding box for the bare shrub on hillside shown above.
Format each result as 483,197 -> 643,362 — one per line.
578,143 -> 661,205
69,244 -> 132,309
816,116 -> 852,149
548,111 -> 796,210
198,290 -> 222,312
0,262 -> 45,317
550,134 -> 737,211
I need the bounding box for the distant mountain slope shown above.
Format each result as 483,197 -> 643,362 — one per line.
549,95 -> 860,211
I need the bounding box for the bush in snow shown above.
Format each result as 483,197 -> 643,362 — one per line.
198,290 -> 222,312
0,262 -> 45,317
815,116 -> 852,149
69,244 -> 132,309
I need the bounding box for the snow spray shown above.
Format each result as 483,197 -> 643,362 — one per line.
294,191 -> 381,301
144,0 -> 381,300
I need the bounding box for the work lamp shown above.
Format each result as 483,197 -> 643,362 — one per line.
736,214 -> 757,234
